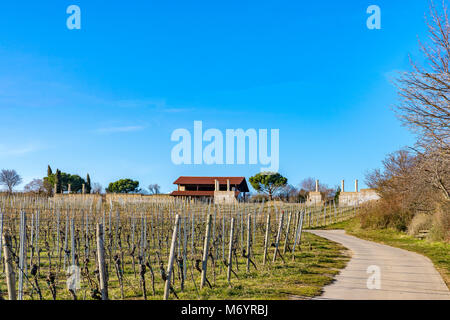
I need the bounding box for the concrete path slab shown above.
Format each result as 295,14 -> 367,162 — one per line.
307,230 -> 450,300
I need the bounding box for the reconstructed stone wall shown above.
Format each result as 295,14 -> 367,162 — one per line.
339,189 -> 380,206
53,193 -> 102,201
359,189 -> 381,203
306,191 -> 324,206
214,191 -> 238,204
338,192 -> 359,206
52,193 -> 173,204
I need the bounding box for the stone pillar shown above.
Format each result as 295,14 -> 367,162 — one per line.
341,180 -> 345,192
227,179 -> 230,192
355,179 -> 358,192
315,180 -> 319,193
68,184 -> 71,194
214,180 -> 218,191
54,184 -> 57,194
82,183 -> 86,194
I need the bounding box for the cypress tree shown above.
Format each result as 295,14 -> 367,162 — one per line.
86,174 -> 91,194
47,165 -> 52,177
55,169 -> 62,194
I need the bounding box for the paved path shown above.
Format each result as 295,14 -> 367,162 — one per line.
307,230 -> 450,300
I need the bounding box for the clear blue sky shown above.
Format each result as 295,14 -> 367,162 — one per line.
0,1 -> 429,193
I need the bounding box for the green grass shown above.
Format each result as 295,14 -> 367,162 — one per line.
313,218 -> 450,289
188,233 -> 350,300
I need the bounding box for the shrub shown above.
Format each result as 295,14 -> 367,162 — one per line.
408,213 -> 433,237
359,198 -> 413,232
430,201 -> 450,242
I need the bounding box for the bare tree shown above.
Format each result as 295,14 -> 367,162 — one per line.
299,177 -> 335,199
395,2 -> 450,151
393,1 -> 450,201
300,177 -> 316,192
92,183 -> 103,194
148,184 -> 161,195
414,148 -> 450,200
365,148 -> 448,214
278,184 -> 298,202
24,179 -> 45,193
0,169 -> 22,193
366,149 -> 416,197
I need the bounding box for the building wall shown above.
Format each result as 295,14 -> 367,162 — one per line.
53,193 -> 102,201
306,192 -> 324,206
359,189 -> 381,203
52,193 -> 173,204
214,191 -> 237,204
339,189 -> 380,206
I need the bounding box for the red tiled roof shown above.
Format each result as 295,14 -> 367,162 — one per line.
171,190 -> 240,197
173,176 -> 246,185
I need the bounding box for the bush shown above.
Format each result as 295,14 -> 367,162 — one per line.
359,198 -> 413,232
430,201 -> 450,242
408,213 -> 433,237
360,198 -> 449,242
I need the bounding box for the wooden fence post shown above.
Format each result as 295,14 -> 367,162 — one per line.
3,233 -> 16,300
96,223 -> 108,300
292,211 -> 305,257
200,214 -> 212,289
70,218 -> 76,266
182,216 -> 188,291
0,211 -> 3,265
273,211 -> 284,263
18,211 -> 27,300
164,214 -> 180,300
282,211 -> 292,254
227,218 -> 235,284
246,214 -> 251,273
262,213 -> 270,265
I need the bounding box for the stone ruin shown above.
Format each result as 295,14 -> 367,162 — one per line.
306,179 -> 380,206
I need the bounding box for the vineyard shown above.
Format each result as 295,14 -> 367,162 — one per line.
0,194 -> 357,300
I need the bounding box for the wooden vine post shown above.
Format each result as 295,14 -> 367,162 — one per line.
282,211 -> 292,254
227,218 -> 235,285
262,213 -> 270,265
273,211 -> 284,263
3,233 -> 16,300
18,211 -> 27,300
96,223 -> 108,300
246,213 -> 251,273
164,214 -> 180,300
200,214 -> 212,289
292,211 -> 305,259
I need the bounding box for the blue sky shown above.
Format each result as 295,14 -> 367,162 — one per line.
0,1 -> 430,193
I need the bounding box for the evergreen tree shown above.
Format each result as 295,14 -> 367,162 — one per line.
106,179 -> 140,194
86,174 -> 92,194
334,186 -> 341,204
47,165 -> 52,177
249,172 -> 288,201
55,169 -> 62,194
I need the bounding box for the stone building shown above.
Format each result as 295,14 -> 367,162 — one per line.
338,179 -> 380,206
170,176 -> 249,204
306,180 -> 326,206
306,179 -> 380,206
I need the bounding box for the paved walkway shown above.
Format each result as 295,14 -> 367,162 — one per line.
307,230 -> 450,300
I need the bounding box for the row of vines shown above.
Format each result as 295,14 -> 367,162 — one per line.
0,195 -> 357,300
